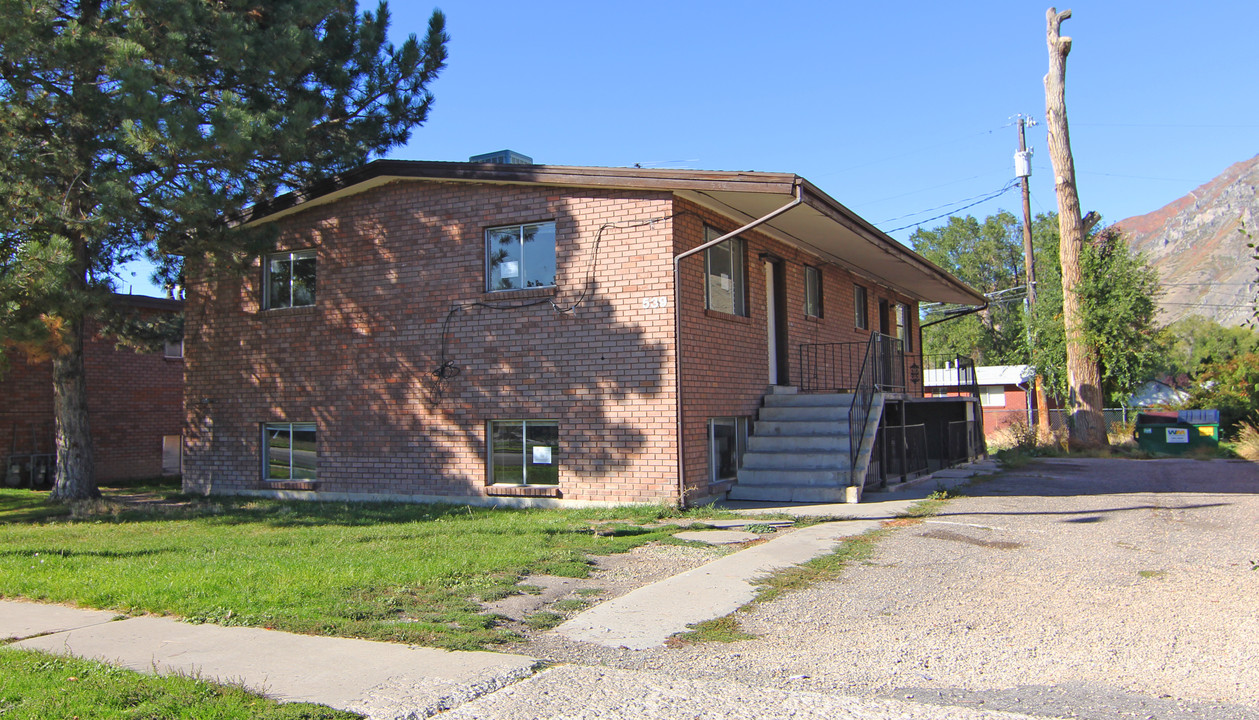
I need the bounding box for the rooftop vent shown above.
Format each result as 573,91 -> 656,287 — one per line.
469,150 -> 533,165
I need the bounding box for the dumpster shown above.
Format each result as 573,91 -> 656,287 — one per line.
1134,410 -> 1220,454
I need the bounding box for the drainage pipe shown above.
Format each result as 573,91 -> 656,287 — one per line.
670,182 -> 805,507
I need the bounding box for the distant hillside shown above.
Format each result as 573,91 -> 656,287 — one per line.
1115,154 -> 1258,327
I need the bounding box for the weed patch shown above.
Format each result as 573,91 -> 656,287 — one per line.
669,615 -> 755,645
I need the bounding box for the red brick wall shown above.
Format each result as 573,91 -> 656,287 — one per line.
1,300 -> 184,482
672,199 -> 920,502
184,181 -> 929,506
184,181 -> 681,503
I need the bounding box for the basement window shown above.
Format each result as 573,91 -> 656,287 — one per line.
486,222 -> 556,291
263,422 -> 317,481
265,250 -> 316,309
709,417 -> 748,483
489,420 -> 559,485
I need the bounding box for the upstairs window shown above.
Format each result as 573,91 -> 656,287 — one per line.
896,302 -> 912,351
804,266 -> 823,318
854,285 -> 868,329
704,226 -> 746,316
266,250 -> 316,309
486,222 -> 556,291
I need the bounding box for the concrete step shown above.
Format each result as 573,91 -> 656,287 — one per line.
746,434 -> 849,452
737,467 -> 850,487
741,451 -> 850,471
761,392 -> 855,408
758,405 -> 849,422
753,420 -> 849,437
727,483 -> 850,503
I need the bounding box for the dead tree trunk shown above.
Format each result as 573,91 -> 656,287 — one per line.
1044,7 -> 1108,448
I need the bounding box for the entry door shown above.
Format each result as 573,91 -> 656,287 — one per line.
763,259 -> 788,385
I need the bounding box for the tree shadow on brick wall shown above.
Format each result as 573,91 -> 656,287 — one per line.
185,187 -> 671,502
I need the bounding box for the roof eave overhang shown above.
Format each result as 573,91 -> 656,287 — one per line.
243,160 -> 985,306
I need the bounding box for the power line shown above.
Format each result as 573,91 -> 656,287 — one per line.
882,180 -> 1019,234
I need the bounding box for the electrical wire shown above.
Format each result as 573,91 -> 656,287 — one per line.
882,180 -> 1019,234
429,211 -> 697,401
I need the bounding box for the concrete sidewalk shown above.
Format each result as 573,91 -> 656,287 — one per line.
1,600 -> 536,719
552,460 -> 996,650
0,460 -> 1001,718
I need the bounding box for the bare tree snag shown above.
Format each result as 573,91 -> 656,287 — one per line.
1044,7 -> 1108,448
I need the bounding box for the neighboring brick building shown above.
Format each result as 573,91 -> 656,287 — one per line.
2,295 -> 185,486
183,161 -> 984,506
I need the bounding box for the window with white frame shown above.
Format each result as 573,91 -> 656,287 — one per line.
804,266 -> 823,318
709,417 -> 748,483
854,285 -> 868,329
896,303 -> 912,351
486,222 -> 556,291
979,386 -> 1006,407
704,226 -> 746,316
489,420 -> 559,485
263,422 -> 317,481
161,435 -> 182,476
265,250 -> 316,309
163,338 -> 184,359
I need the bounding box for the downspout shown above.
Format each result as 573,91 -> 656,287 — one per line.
670,181 -> 805,507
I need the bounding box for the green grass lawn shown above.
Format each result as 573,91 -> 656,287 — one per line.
0,647 -> 357,719
0,483 -> 728,650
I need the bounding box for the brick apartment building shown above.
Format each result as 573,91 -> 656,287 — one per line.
2,294 -> 185,487
183,159 -> 985,506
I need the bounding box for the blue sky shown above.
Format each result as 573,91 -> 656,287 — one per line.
119,1 -> 1259,294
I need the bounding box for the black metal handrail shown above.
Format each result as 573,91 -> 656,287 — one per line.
847,333 -> 879,481
799,334 -> 908,394
920,355 -> 980,399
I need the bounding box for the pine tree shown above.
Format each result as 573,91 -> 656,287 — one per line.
0,0 -> 448,500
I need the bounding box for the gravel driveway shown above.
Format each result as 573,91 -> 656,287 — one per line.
516,457 -> 1259,719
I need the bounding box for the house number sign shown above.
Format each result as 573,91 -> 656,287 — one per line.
641,296 -> 668,310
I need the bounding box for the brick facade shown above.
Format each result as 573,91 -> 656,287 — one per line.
1,296 -> 184,484
673,199 -> 919,503
184,166 -> 951,506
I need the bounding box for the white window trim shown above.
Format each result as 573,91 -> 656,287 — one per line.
804,265 -> 823,318
703,227 -> 747,316
484,221 -> 557,292
263,422 -> 317,481
488,419 -> 559,486
264,249 -> 316,310
854,285 -> 868,330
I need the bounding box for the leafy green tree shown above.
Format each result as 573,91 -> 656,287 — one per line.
1029,226 -> 1164,406
1162,316 -> 1259,379
0,0 -> 448,500
913,211 -> 1163,406
1184,351 -> 1259,435
911,212 -> 1030,363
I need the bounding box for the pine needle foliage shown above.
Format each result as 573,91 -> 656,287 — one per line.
0,0 -> 449,498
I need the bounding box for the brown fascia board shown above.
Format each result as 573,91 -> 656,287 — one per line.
242,159 -> 983,305
796,179 -> 987,306
109,293 -> 183,312
242,160 -> 800,225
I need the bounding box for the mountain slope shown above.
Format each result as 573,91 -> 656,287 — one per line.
1115,154 -> 1258,327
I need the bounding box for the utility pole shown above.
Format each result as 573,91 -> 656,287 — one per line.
1015,115 -> 1053,439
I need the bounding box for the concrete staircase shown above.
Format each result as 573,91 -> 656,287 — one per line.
729,390 -> 858,503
